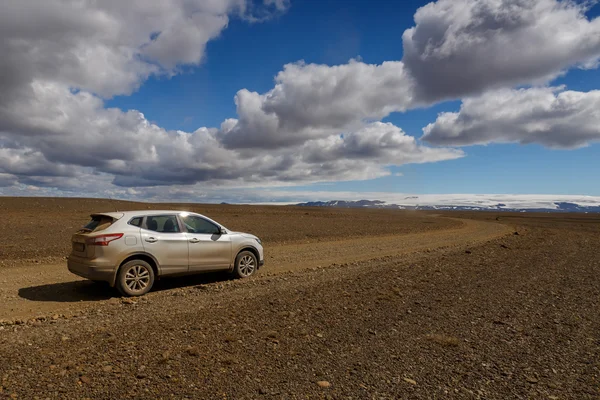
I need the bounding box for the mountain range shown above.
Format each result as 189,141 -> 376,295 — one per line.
296,199 -> 600,213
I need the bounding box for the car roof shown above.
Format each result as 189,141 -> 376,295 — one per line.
92,210 -> 199,218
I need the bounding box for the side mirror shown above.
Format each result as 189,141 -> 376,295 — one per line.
218,227 -> 227,235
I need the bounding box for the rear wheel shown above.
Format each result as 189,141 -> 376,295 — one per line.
231,251 -> 257,279
116,259 -> 155,296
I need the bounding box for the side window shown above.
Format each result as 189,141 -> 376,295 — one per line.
181,215 -> 220,234
128,217 -> 143,227
145,215 -> 180,233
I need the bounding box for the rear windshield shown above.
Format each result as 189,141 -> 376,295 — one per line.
80,215 -> 114,233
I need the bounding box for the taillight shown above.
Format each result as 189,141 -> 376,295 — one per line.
86,233 -> 123,246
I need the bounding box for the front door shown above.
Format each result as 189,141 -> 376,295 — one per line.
180,214 -> 232,271
141,214 -> 188,275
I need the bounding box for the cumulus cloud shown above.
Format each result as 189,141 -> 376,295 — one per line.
218,61 -> 414,149
403,0 -> 600,102
0,80 -> 462,188
0,0 -> 253,100
422,87 -> 600,148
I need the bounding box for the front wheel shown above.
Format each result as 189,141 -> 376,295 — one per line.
116,260 -> 155,296
231,251 -> 257,279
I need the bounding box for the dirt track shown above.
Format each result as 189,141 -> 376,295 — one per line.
1,217 -> 508,321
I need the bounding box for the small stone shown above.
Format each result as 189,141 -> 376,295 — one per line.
526,376 -> 538,384
136,373 -> 147,379
79,376 -> 91,384
186,346 -> 200,357
317,381 -> 331,388
51,314 -> 59,320
258,388 -> 267,395
160,351 -> 171,362
403,378 -> 417,385
121,298 -> 136,305
102,365 -> 112,373
316,333 -> 324,338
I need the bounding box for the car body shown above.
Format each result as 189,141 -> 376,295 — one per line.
67,210 -> 264,296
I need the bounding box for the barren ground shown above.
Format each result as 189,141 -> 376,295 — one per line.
0,197 -> 599,399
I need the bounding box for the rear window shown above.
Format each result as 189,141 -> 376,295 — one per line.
80,215 -> 114,233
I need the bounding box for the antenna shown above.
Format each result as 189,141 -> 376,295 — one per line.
108,195 -> 119,212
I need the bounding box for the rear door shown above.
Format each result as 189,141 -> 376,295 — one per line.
140,214 -> 188,275
180,214 -> 232,271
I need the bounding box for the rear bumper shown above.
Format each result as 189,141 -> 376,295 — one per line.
67,257 -> 117,285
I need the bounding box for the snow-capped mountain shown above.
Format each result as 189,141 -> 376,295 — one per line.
296,195 -> 600,213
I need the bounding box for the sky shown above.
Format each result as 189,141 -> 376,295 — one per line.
0,0 -> 600,204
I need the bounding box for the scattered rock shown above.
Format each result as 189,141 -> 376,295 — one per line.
317,381 -> 331,388
465,250 -> 472,254
513,231 -> 520,235
79,376 -> 91,384
160,351 -> 171,363
526,376 -> 538,384
186,346 -> 200,357
102,365 -> 112,373
403,378 -> 417,385
121,298 -> 137,305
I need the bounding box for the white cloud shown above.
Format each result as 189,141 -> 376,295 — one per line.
422,87 -> 600,148
218,61 -> 415,148
0,80 -> 461,188
0,0 -> 253,99
402,0 -> 600,101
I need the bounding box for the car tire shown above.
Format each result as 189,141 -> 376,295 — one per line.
231,251 -> 257,279
116,259 -> 155,296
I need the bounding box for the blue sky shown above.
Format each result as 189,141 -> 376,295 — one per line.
106,0 -> 600,196
1,0 -> 600,203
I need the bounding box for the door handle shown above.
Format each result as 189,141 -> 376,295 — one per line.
145,237 -> 158,243
189,238 -> 200,243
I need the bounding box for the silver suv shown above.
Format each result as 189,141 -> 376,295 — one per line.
67,210 -> 264,296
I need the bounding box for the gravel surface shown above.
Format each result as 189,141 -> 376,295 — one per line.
1,210 -> 599,399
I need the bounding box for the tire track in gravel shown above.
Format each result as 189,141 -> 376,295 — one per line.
0,217 -> 510,321
265,218 -> 511,274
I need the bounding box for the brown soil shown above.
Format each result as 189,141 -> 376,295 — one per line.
1,198 -> 599,399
